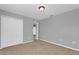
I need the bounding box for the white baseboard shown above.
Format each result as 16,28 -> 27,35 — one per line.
0,40 -> 32,49
40,39 -> 79,52
1,39 -> 79,52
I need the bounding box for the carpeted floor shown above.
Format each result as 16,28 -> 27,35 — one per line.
0,40 -> 79,55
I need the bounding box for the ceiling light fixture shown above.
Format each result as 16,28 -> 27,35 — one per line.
38,6 -> 45,12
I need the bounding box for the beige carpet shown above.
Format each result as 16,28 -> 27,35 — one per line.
0,40 -> 79,55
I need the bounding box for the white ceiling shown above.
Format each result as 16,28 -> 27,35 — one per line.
0,4 -> 79,20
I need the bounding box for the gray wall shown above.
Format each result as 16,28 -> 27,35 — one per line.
39,8 -> 79,50
23,17 -> 33,42
0,9 -> 33,44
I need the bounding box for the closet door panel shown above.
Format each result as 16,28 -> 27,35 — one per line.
1,15 -> 23,48
1,16 -> 7,48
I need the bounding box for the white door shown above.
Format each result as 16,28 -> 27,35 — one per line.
1,15 -> 23,48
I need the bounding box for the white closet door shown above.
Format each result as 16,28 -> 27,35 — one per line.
1,15 -> 23,48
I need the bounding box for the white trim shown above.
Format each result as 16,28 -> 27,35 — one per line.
36,22 -> 39,40
0,40 -> 32,49
40,39 -> 79,52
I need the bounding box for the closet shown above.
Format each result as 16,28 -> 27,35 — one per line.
1,15 -> 23,48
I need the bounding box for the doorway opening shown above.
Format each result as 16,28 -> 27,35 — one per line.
33,21 -> 39,41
